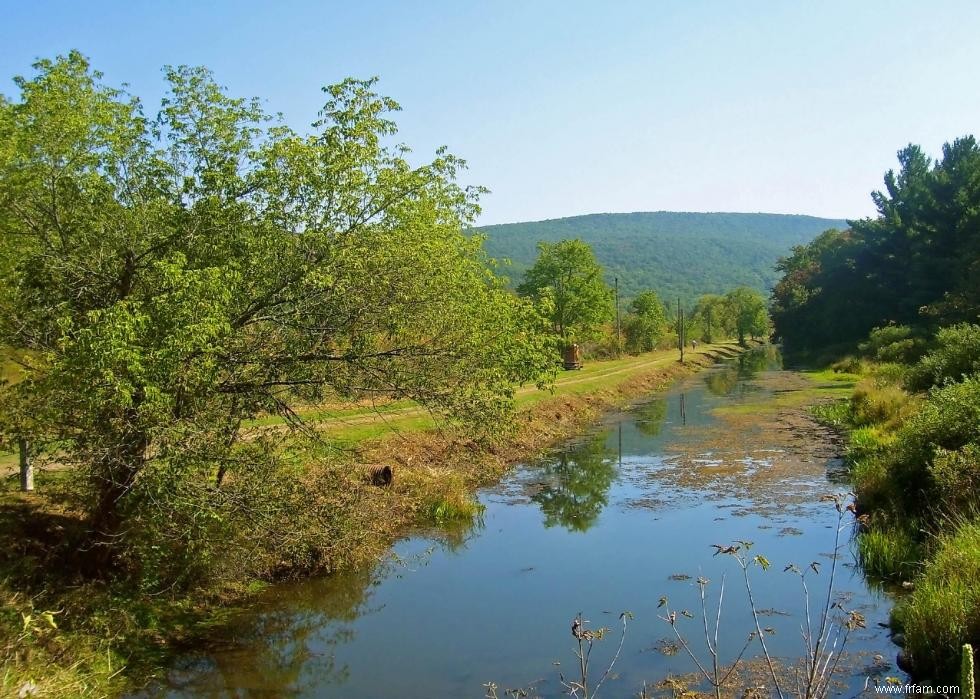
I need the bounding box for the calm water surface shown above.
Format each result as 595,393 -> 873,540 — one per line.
147,350 -> 901,698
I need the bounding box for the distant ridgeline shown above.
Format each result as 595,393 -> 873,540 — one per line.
475,212 -> 847,302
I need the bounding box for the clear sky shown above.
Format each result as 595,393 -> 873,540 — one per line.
2,1 -> 978,225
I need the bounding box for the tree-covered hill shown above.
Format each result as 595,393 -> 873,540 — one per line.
476,211 -> 846,301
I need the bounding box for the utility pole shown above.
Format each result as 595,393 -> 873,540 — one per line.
614,277 -> 621,354
678,298 -> 685,363
706,304 -> 713,344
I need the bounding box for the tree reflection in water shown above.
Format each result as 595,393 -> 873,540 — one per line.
703,345 -> 782,397
634,398 -> 668,437
157,563 -> 386,696
153,518 -> 482,697
531,432 -> 618,532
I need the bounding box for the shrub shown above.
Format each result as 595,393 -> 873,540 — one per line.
847,426 -> 895,461
900,519 -> 980,681
891,377 -> 980,496
930,443 -> 980,515
906,324 -> 980,391
831,355 -> 868,375
859,325 -> 927,364
873,362 -> 910,385
852,456 -> 898,515
658,331 -> 680,351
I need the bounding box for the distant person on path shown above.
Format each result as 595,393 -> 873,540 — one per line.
691,339 -> 698,350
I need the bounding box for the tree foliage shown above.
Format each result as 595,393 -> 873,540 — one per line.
516,239 -> 613,346
0,52 -> 554,573
688,294 -> 732,344
624,290 -> 668,353
724,287 -> 770,345
772,138 -> 980,351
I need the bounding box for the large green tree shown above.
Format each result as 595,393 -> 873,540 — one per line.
0,52 -> 553,569
624,290 -> 668,353
516,239 -> 613,346
724,287 -> 770,345
688,294 -> 732,343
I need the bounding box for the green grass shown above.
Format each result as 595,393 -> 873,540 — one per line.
897,518 -> 980,681
847,425 -> 896,460
804,367 -> 862,384
272,344 -> 738,443
811,398 -> 851,428
857,521 -> 922,581
851,379 -> 913,428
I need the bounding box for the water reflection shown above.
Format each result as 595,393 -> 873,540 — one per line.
149,346 -> 899,699
703,345 -> 783,396
159,566 -> 379,696
634,398 -> 667,437
530,431 -> 618,532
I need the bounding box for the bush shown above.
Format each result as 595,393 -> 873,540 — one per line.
859,325 -> 927,364
847,426 -> 895,461
852,456 -> 897,514
891,377 -> 980,496
900,519 -> 980,681
658,331 -> 680,351
930,443 -> 980,515
907,324 -> 980,391
831,356 -> 868,375
873,362 -> 910,385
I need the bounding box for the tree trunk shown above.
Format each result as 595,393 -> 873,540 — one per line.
85,425 -> 148,574
19,438 -> 33,492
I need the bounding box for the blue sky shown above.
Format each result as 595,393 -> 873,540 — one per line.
2,1 -> 979,225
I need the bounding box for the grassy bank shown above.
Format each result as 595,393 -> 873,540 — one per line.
0,342 -> 748,697
807,343 -> 980,684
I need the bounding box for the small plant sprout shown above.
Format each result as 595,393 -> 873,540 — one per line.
657,574 -> 758,699
559,611 -> 633,698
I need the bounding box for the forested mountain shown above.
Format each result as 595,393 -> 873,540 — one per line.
476,212 -> 846,301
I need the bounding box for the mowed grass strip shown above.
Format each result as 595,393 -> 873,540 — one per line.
273,344 -> 741,442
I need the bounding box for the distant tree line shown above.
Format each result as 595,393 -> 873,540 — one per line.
479,211 -> 845,304
515,238 -> 771,356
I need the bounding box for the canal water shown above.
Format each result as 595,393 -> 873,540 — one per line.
147,348 -> 900,697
